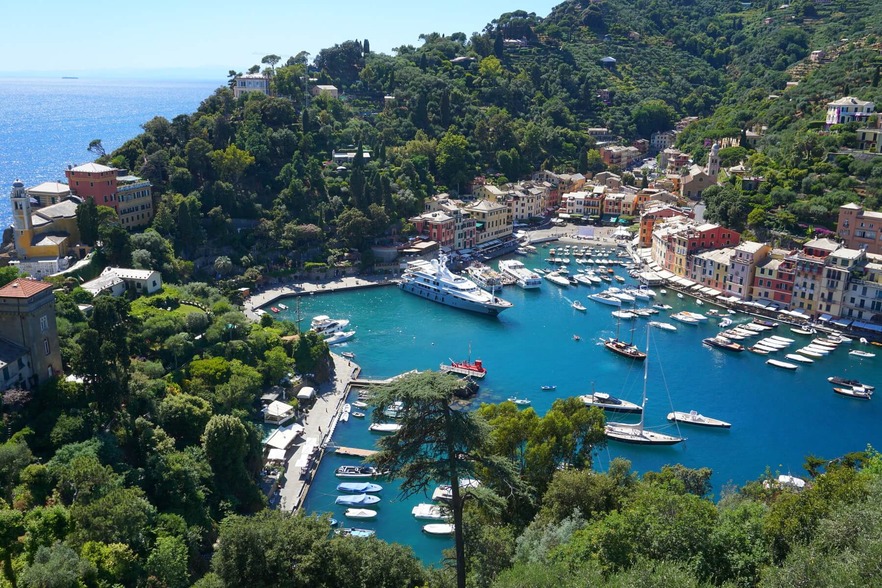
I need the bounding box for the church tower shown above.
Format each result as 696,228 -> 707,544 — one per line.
11,179 -> 33,254
706,142 -> 721,179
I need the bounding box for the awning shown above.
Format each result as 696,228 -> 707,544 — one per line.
818,313 -> 833,322
558,213 -> 571,219
297,387 -> 316,401
264,424 -> 304,450
852,321 -> 882,333
704,288 -> 722,296
266,448 -> 287,462
832,318 -> 852,327
657,270 -> 675,279
691,283 -> 704,290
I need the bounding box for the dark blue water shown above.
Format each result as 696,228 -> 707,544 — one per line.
289,251 -> 881,563
0,77 -> 220,228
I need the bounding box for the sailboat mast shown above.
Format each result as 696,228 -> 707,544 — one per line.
638,328 -> 650,431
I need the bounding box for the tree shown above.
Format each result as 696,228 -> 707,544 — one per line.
260,54 -> 281,74
202,415 -> 262,511
157,394 -> 212,447
76,198 -> 100,246
632,99 -> 677,139
436,132 -> 472,192
213,255 -> 233,277
20,543 -> 95,588
370,371 -> 520,588
87,139 -> 105,158
146,535 -> 189,588
0,508 -> 24,588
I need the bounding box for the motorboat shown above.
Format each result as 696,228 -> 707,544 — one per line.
399,254 -> 513,316
344,508 -> 378,519
507,397 -> 531,407
311,315 -> 351,336
833,385 -> 873,400
670,312 -> 699,324
423,523 -> 455,536
667,410 -> 731,428
579,391 -> 642,414
850,350 -> 876,358
335,528 -> 376,538
335,465 -> 379,478
335,493 -> 381,506
769,335 -> 795,344
606,288 -> 635,303
648,321 -> 677,332
756,338 -> 789,350
660,289 -> 667,295
465,263 -> 505,292
748,346 -> 769,355
369,423 -> 402,433
432,479 -> 480,501
352,400 -> 369,409
680,311 -> 708,321
652,303 -> 672,310
572,300 -> 587,312
719,317 -> 733,328
720,330 -> 744,340
784,353 -> 813,364
337,482 -> 383,493
703,336 -> 744,352
796,348 -> 824,358
277,303 -> 288,310
605,330 -> 685,446
341,351 -> 356,359
412,503 -> 449,521
791,326 -> 816,335
766,359 -> 798,370
611,310 -> 637,320
440,357 -> 487,379
270,307 -> 280,313
588,292 -> 622,307
753,319 -> 779,328
325,330 -> 356,345
544,271 -> 570,287
574,274 -> 595,286
540,385 -> 557,390
352,411 -> 365,418
828,376 -> 874,391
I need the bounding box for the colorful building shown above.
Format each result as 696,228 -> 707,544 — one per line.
65,163 -> 154,228
836,202 -> 882,255
463,199 -> 511,245
751,251 -> 796,308
825,96 -> 875,127
725,241 -> 771,299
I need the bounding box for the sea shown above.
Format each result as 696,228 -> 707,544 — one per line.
286,252 -> 882,563
0,77 -> 221,228
4,77 -> 880,566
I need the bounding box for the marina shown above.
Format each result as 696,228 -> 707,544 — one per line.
257,245 -> 880,564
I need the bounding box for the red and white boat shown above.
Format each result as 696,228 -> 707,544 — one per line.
440,358 -> 486,379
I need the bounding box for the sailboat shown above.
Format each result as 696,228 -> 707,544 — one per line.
605,330 -> 686,445
603,318 -> 647,360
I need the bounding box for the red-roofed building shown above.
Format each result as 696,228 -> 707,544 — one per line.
0,279 -> 62,390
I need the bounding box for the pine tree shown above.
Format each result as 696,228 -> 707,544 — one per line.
494,33 -> 504,59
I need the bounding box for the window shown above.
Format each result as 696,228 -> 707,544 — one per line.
40,315 -> 48,332
43,339 -> 50,355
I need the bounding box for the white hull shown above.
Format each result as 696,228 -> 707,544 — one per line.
399,281 -> 510,315
667,411 -> 731,428
499,260 -> 542,289
605,423 -> 685,445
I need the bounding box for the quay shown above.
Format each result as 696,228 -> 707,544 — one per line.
275,352 -> 361,512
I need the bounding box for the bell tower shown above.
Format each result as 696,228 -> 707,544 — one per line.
11,179 -> 33,253
706,142 -> 720,179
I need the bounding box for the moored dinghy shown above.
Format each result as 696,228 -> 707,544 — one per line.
336,482 -> 383,493
766,359 -> 798,370
344,508 -> 378,519
335,493 -> 381,506
785,353 -> 813,363
423,523 -> 456,536
833,385 -> 873,400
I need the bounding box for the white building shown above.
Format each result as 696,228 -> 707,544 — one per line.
233,73 -> 270,99
81,267 -> 162,297
825,96 -> 875,126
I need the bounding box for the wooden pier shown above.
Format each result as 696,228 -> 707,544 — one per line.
334,446 -> 377,458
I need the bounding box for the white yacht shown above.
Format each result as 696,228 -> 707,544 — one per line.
399,256 -> 513,316
498,259 -> 542,289
310,315 -> 351,335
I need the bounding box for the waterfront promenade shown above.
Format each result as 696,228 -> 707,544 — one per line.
276,352 -> 360,511
245,274 -> 397,321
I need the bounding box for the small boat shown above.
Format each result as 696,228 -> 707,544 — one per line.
769,335 -> 795,344
614,275 -> 626,283
573,334 -> 581,341
785,353 -> 813,364
412,503 -> 449,521
335,528 -> 376,538
351,411 -> 365,418
440,357 -> 486,378
277,303 -> 288,310
335,493 -> 381,506
423,523 -> 455,536
667,410 -> 731,428
341,351 -> 356,359
660,289 -> 667,295
326,330 -> 357,345
753,343 -> 778,353
696,300 -> 704,306
833,385 -> 873,400
828,376 -> 874,391
337,482 -> 383,493
507,397 -> 531,407
652,303 -> 672,310
803,345 -> 831,355
677,293 -> 684,299
344,508 -> 378,519
850,350 -> 876,358
432,480 -> 480,501
791,327 -> 816,335
335,465 -> 379,478
369,423 -> 402,433
572,300 -> 587,311
611,310 -> 637,319
352,401 -> 368,409
588,292 -> 623,307
580,391 -> 642,414
681,311 -> 708,321
703,337 -> 744,352
748,346 -> 769,355
796,348 -> 824,358
540,385 -> 556,390
753,319 -> 779,328
766,359 -> 798,370
648,321 -> 677,332
270,307 -> 280,313
670,312 -> 699,324
719,317 -> 733,328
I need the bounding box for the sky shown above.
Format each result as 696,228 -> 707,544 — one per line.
0,0 -> 560,79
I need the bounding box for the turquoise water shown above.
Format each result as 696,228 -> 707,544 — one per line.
0,77 -> 220,228
286,250 -> 882,563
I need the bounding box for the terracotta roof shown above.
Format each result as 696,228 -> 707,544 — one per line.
0,279 -> 54,298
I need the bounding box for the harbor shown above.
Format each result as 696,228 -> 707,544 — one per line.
256,245 -> 880,563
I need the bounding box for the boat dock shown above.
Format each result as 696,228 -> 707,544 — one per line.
334,446 -> 377,458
